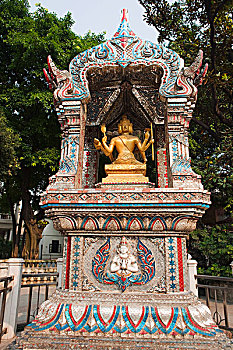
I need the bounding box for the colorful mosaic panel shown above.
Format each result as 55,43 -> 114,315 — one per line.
172,138 -> 178,162
65,236 -> 71,289
62,237 -> 68,289
147,238 -> 166,293
177,237 -> 184,292
181,237 -> 188,291
59,135 -> 79,174
41,189 -> 210,205
71,236 -> 83,291
165,237 -> 188,293
165,237 -> 178,292
157,149 -> 168,188
29,302 -> 222,338
76,106 -> 86,188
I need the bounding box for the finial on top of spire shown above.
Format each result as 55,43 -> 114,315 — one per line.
121,8 -> 129,22
112,8 -> 136,40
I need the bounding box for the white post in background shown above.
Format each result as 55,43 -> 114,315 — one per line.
0,260 -> 9,278
2,258 -> 24,340
57,258 -> 63,289
230,261 -> 233,276
187,254 -> 198,297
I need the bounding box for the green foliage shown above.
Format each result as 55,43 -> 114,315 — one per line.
75,31 -> 106,53
0,0 -> 75,200
190,130 -> 233,214
140,0 -> 233,275
0,111 -> 20,182
0,0 -> 105,255
189,225 -> 233,277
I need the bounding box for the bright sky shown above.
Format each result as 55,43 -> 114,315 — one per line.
28,0 -> 158,42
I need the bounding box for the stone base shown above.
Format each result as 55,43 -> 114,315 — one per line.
16,290 -> 230,349
16,332 -> 233,350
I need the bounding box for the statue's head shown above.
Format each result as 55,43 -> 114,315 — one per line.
118,115 -> 133,134
117,236 -> 129,255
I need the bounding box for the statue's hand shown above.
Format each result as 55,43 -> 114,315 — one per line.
151,139 -> 154,144
94,138 -> 101,150
102,135 -> 107,144
144,130 -> 150,140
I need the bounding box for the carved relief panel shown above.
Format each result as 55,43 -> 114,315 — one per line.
79,237 -> 166,293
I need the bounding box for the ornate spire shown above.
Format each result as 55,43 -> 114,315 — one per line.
110,9 -> 137,66
111,8 -> 136,47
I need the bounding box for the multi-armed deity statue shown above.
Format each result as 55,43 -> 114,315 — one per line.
18,9 -> 231,350
94,114 -> 154,182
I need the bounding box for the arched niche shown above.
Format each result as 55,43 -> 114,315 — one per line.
83,63 -> 169,186
86,64 -> 164,128
45,9 -> 195,189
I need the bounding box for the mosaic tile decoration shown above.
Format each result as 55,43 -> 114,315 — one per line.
28,298 -> 223,338
62,237 -> 68,289
83,237 -> 165,293
72,236 -> 82,290
44,10 -> 207,104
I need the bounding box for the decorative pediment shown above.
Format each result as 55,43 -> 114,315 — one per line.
70,9 -> 182,100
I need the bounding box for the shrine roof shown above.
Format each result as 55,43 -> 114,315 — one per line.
69,9 -> 184,100
45,9 -> 206,104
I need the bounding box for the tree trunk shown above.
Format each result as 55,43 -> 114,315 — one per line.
23,219 -> 44,259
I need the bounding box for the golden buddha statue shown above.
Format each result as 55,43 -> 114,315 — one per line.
94,115 -> 154,183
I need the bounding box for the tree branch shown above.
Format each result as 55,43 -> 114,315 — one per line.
192,117 -> 221,142
213,0 -> 232,19
203,0 -> 232,127
211,83 -> 233,127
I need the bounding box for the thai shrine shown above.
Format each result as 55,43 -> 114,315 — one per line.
18,9 -> 230,350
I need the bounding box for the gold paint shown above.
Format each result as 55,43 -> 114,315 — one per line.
94,115 -> 154,183
151,123 -> 155,161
